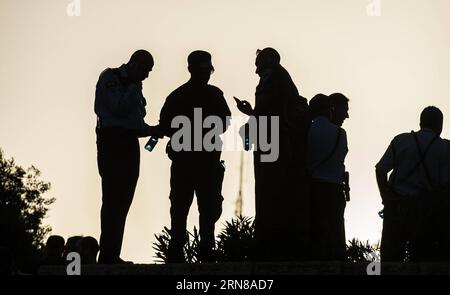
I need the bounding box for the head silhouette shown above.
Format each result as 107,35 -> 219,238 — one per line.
420,106 -> 443,135
64,235 -> 83,258
126,49 -> 154,83
44,235 -> 65,265
309,94 -> 332,119
188,50 -> 214,85
329,93 -> 350,127
45,235 -> 65,258
255,47 -> 280,79
79,236 -> 99,264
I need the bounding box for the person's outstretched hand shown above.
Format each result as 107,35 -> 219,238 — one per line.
234,97 -> 254,116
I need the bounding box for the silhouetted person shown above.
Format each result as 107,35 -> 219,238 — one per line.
41,235 -> 65,265
307,94 -> 349,261
94,49 -> 162,264
376,106 -> 450,262
329,93 -> 350,128
329,94 -> 351,197
159,51 -> 231,263
235,48 -> 310,261
330,93 -> 351,257
79,236 -> 99,264
63,235 -> 82,261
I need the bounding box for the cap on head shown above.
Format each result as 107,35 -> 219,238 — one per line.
188,50 -> 214,72
309,94 -> 331,118
256,47 -> 281,70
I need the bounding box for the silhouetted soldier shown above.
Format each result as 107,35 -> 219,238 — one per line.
94,50 -> 162,264
235,48 -> 310,261
376,106 -> 450,262
307,94 -> 349,261
159,51 -> 231,263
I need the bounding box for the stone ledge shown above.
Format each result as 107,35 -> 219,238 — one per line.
38,262 -> 450,276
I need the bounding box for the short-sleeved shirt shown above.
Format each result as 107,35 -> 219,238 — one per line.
376,128 -> 450,197
94,64 -> 149,132
307,116 -> 348,185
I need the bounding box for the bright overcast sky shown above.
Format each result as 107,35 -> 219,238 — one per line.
1,0 -> 450,262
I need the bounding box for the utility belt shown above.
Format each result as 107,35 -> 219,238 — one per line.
165,139 -> 222,162
386,187 -> 448,202
310,179 -> 348,203
383,190 -> 450,229
384,188 -> 450,219
96,117 -> 139,138
309,176 -> 350,202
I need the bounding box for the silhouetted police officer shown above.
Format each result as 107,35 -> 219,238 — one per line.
159,51 -> 231,263
376,106 -> 450,261
307,94 -> 350,261
95,50 -> 161,264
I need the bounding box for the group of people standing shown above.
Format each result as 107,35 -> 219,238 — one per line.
94,48 -> 450,265
94,49 -> 230,264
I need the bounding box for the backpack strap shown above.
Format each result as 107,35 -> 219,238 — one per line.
412,131 -> 438,189
394,131 -> 438,189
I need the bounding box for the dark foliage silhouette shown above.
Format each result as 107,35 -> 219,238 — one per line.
0,149 -> 55,273
154,216 -> 382,264
216,216 -> 255,262
346,238 -> 380,262
153,226 -> 200,264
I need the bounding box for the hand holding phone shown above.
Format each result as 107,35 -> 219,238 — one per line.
234,96 -> 254,116
145,136 -> 158,152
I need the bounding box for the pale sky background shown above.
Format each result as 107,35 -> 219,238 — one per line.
1,0 -> 450,263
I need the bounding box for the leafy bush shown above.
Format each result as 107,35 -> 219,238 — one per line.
153,216 -> 254,263
346,238 -> 380,262
0,149 -> 55,272
153,216 -> 381,264
153,226 -> 200,264
216,216 -> 255,262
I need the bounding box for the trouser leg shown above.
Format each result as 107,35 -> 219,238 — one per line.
330,187 -> 347,261
381,200 -> 407,262
310,182 -> 346,261
168,161 -> 194,262
97,130 -> 139,263
310,182 -> 331,260
196,160 -> 224,262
